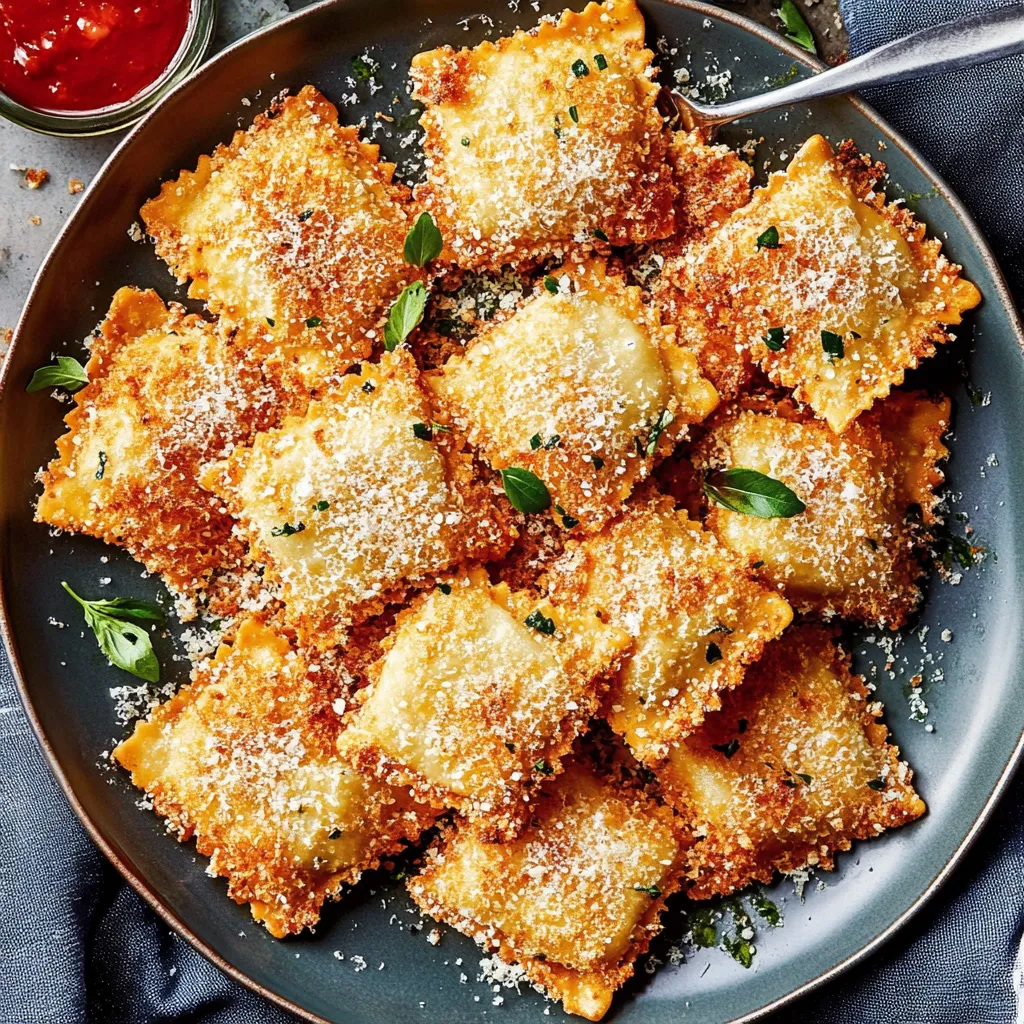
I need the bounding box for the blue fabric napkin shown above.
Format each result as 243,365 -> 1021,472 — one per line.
2,1 -> 1023,1022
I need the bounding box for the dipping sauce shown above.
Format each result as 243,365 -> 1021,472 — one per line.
0,0 -> 191,113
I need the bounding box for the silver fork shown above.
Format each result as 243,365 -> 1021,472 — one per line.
667,6 -> 1024,134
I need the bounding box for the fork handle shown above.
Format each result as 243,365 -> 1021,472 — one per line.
690,6 -> 1024,125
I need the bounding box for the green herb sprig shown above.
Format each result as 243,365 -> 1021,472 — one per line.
27,356 -> 88,393
62,581 -> 164,682
403,213 -> 443,267
384,282 -> 428,351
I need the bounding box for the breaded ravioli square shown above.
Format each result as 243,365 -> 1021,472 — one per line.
658,626 -> 925,899
113,619 -> 436,937
661,135 -> 980,430
692,395 -> 947,627
201,350 -> 514,650
141,85 -> 421,391
429,259 -> 718,530
410,0 -> 676,268
546,499 -> 792,762
36,287 -> 278,610
339,568 -> 630,837
407,763 -> 687,1021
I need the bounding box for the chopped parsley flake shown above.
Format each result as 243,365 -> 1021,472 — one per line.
265,317 -> 275,327
298,209 -> 314,221
271,521 -> 305,537
762,326 -> 786,351
461,137 -> 470,146
821,329 -> 845,360
866,778 -> 886,790
95,451 -> 107,480
313,500 -> 330,512
594,53 -> 608,70
437,583 -> 452,595
591,456 -> 604,470
533,758 -> 554,775
351,54 -> 379,82
756,225 -> 780,250
712,738 -> 740,759
568,105 -> 579,123
571,58 -> 589,77
361,381 -> 375,393
543,276 -> 559,295
412,422 -> 433,441
305,316 -> 322,328
524,609 -> 556,635
689,908 -> 718,948
591,227 -> 609,242
632,883 -> 662,898
750,889 -> 782,927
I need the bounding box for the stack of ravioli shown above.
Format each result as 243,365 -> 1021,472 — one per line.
34,1 -> 981,1019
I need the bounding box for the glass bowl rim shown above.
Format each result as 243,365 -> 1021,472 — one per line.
0,0 -> 216,137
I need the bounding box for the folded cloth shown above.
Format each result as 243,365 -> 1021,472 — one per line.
787,3 -> 1024,1017
2,1 -> 1023,1023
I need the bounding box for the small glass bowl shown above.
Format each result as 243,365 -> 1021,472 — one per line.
0,0 -> 216,137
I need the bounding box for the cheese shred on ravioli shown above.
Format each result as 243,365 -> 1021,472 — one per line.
658,626 -> 925,899
411,0 -> 676,268
408,763 -> 688,1021
201,350 -> 515,650
142,85 -> 421,393
36,286 -> 279,613
114,619 -> 436,937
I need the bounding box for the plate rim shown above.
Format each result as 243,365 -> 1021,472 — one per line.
2,2 -> 1023,1022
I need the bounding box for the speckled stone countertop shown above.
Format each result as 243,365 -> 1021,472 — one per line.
0,0 -> 846,337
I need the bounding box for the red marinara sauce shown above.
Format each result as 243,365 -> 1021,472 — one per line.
0,0 -> 191,113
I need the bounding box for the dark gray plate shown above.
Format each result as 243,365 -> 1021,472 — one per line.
2,2 -> 1022,1022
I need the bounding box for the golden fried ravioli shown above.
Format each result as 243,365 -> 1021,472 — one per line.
407,763 -> 687,1021
410,0 -> 676,268
429,258 -> 718,529
658,626 -> 925,898
692,394 -> 947,627
113,619 -> 436,936
36,287 -> 278,609
201,350 -> 514,649
142,85 -> 421,392
339,568 -> 629,837
660,135 -> 980,429
546,499 -> 792,762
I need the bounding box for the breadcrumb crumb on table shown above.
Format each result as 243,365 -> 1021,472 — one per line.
113,618 -> 437,937
338,567 -> 630,839
658,625 -> 925,899
429,258 -> 718,530
660,134 -> 980,431
410,0 -> 677,269
407,762 -> 689,1021
141,84 -> 422,394
201,350 -> 515,650
545,498 -> 792,761
36,286 -> 280,609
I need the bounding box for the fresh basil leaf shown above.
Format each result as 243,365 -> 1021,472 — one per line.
62,581 -> 161,682
778,0 -> 817,53
27,355 -> 88,393
403,212 -> 443,267
86,597 -> 165,624
92,615 -> 160,683
821,329 -> 845,360
500,467 -> 551,514
384,281 -> 428,352
704,468 -> 806,519
756,226 -> 780,250
762,327 -> 786,351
